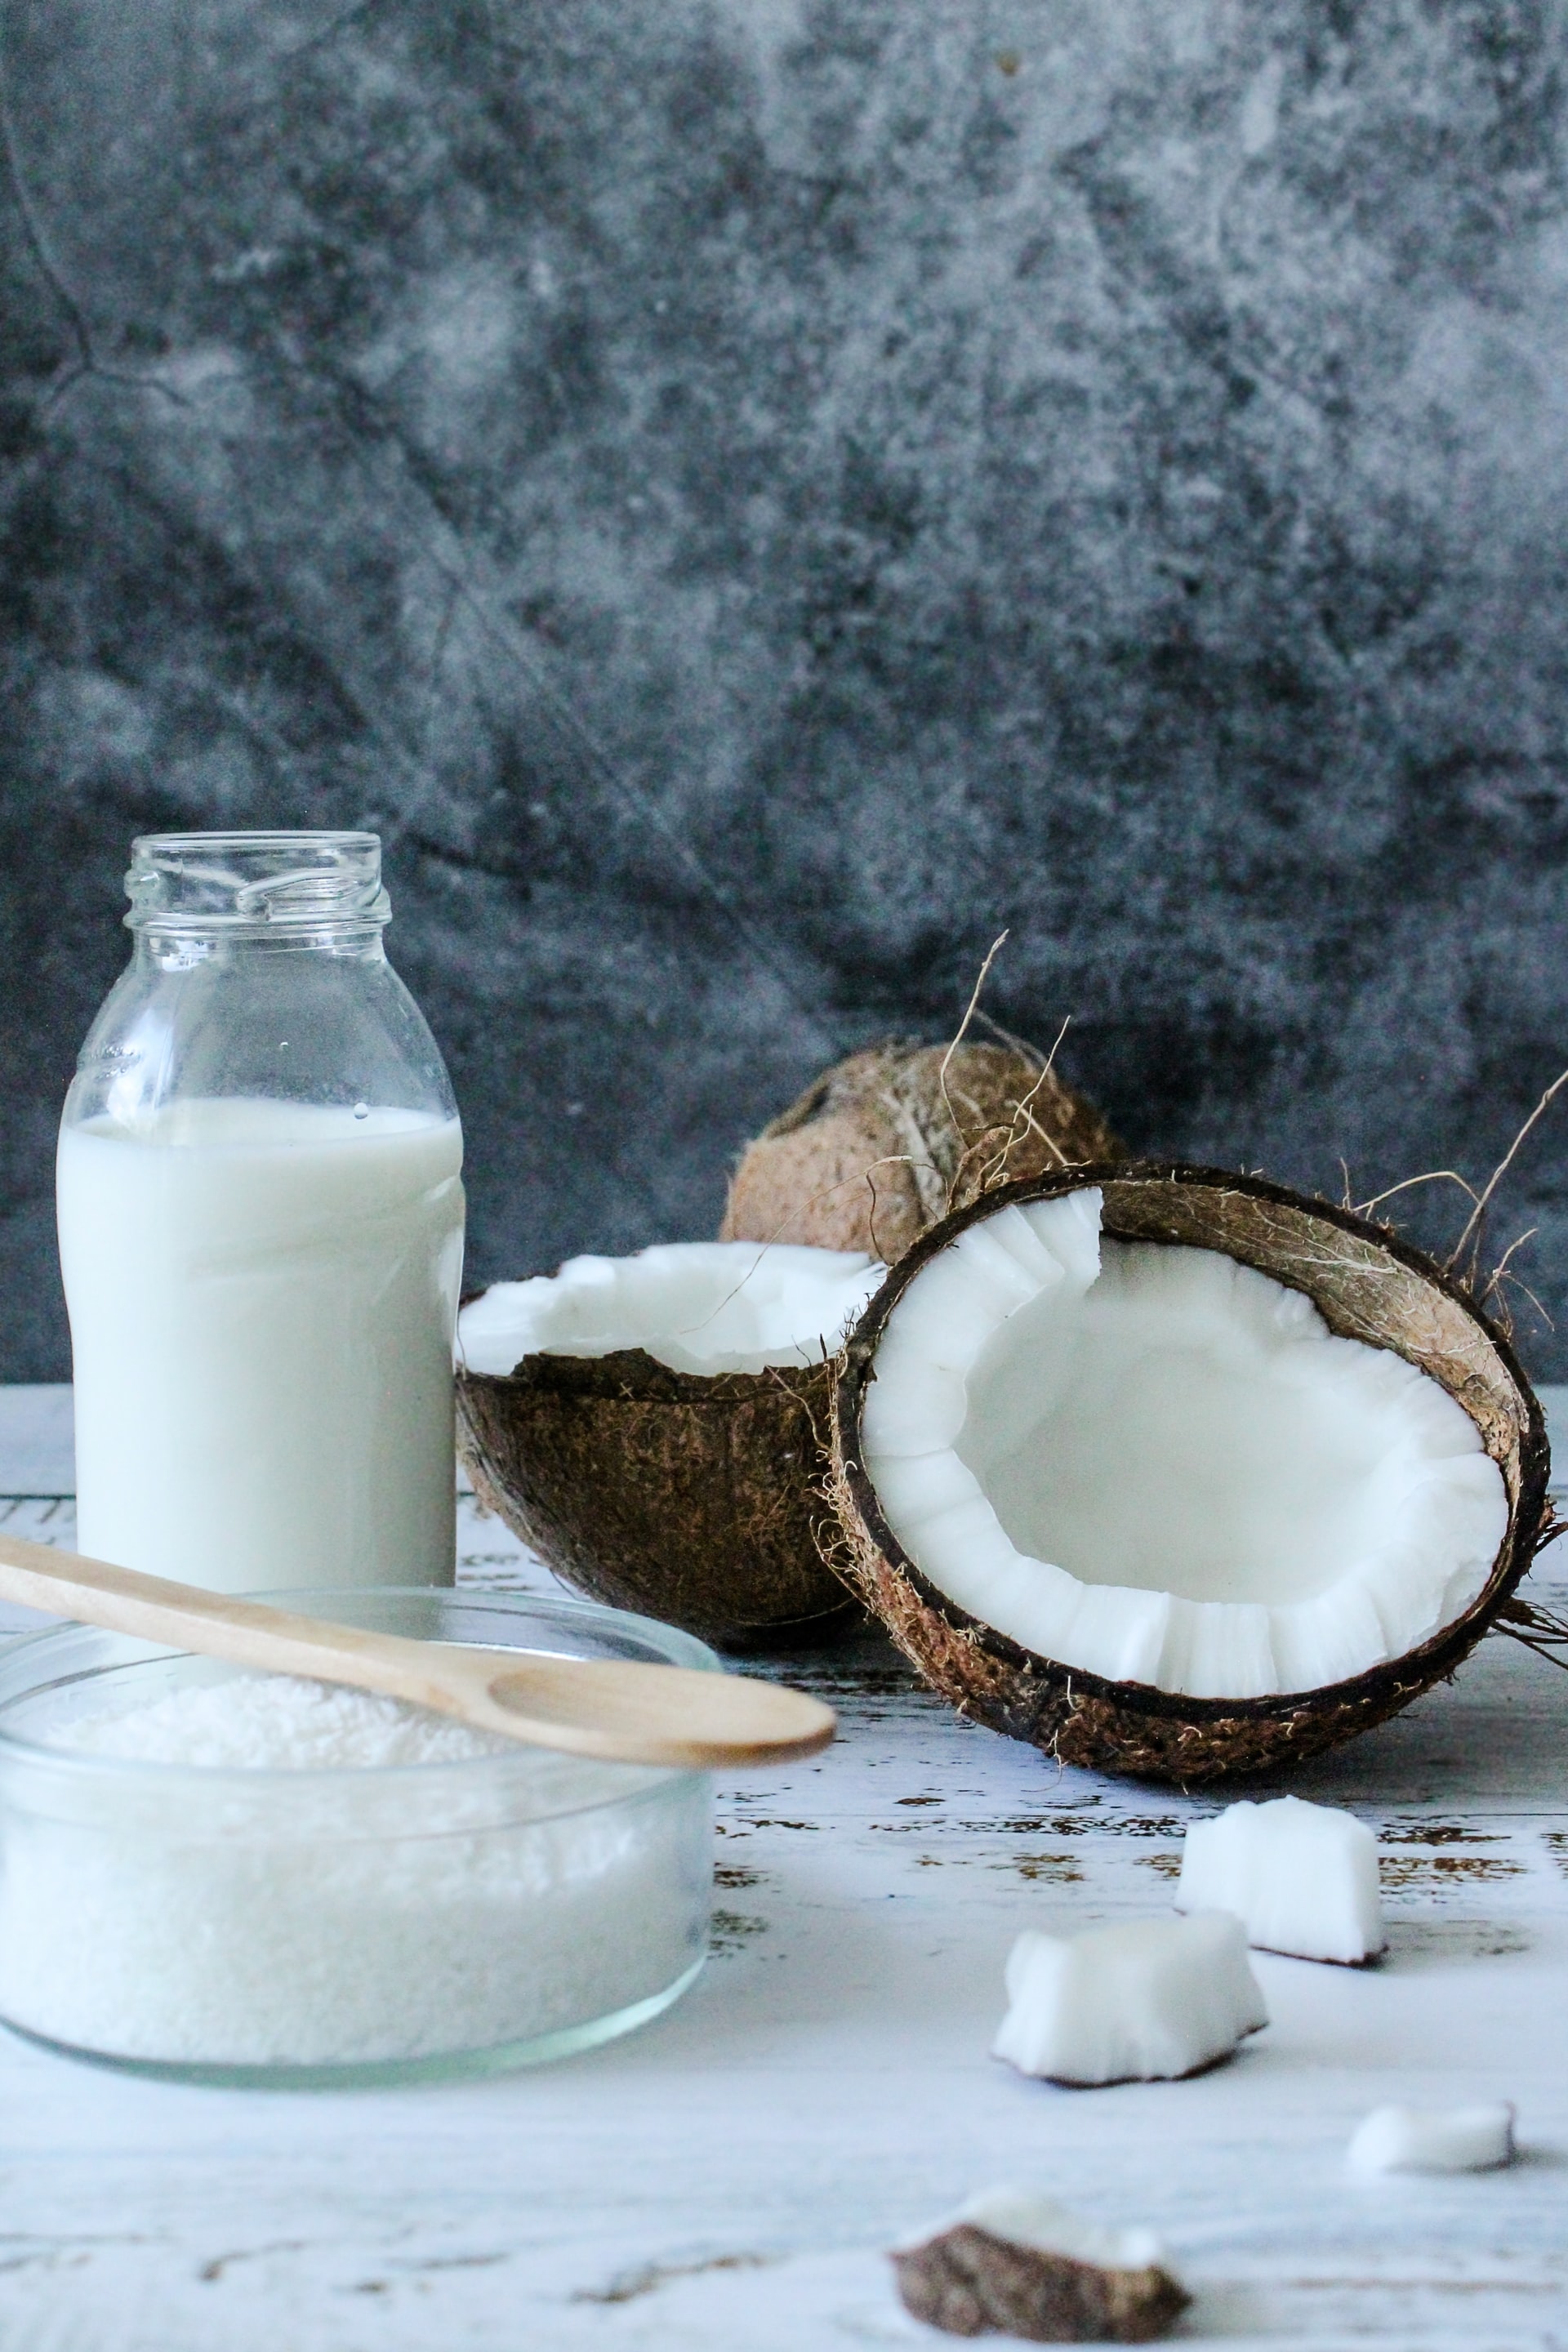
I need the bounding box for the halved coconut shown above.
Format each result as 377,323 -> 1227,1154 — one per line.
720,1040 -> 1120,1263
457,1243 -> 884,1646
831,1165 -> 1549,1781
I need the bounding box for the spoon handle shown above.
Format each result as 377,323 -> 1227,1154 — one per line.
0,1530 -> 454,1693
0,1534 -> 836,1768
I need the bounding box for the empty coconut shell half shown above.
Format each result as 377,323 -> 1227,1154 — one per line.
721,1039 -> 1121,1264
457,1242 -> 883,1647
830,1163 -> 1551,1782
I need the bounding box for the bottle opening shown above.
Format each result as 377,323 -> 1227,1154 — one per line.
126,832 -> 391,933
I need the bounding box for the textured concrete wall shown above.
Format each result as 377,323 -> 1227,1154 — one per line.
4,0 -> 1568,1379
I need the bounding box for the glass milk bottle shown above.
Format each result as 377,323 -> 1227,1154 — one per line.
57,832 -> 465,1593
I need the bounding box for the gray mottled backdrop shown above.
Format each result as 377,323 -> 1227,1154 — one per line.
4,0 -> 1568,1379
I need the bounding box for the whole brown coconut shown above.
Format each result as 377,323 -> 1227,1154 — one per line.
720,1040 -> 1120,1263
457,1351 -> 857,1650
830,1164 -> 1552,1784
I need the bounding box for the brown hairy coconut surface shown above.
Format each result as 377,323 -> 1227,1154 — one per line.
892,2225 -> 1189,2345
457,1352 -> 855,1650
830,1163 -> 1552,1784
719,1040 -> 1120,1263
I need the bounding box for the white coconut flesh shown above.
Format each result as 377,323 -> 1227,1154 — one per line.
1346,2102 -> 1516,2176
900,2189 -> 1165,2274
460,1242 -> 883,1378
1175,1795 -> 1383,1963
993,1912 -> 1267,2084
860,1190 -> 1509,1700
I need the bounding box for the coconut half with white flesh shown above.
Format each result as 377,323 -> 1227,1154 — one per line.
831,1164 -> 1550,1780
457,1242 -> 883,1646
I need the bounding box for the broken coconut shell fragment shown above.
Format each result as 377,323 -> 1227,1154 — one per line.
457,1243 -> 882,1647
893,2192 -> 1188,2344
720,1040 -> 1120,1263
831,1163 -> 1550,1782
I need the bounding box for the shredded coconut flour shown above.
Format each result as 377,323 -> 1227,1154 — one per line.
58,1673 -> 517,1770
0,1673 -> 708,2071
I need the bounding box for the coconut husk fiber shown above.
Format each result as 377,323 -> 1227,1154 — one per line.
830,1163 -> 1552,1784
720,1040 -> 1120,1264
457,1351 -> 857,1650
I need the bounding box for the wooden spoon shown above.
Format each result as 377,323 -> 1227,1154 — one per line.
0,1534 -> 836,1770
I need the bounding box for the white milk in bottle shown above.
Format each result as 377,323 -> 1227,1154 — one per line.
59,834 -> 465,1592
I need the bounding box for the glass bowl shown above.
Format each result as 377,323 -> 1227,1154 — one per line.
0,1588 -> 716,2087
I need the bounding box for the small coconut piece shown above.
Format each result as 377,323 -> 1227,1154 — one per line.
994,1913 -> 1267,2086
831,1164 -> 1549,1781
1175,1797 -> 1383,1964
720,1040 -> 1120,1263
457,1243 -> 883,1646
892,2189 -> 1188,2343
1347,2103 -> 1516,2175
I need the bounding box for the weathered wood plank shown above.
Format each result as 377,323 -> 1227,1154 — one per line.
0,1388 -> 1562,2348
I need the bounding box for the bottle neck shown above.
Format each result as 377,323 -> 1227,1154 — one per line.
124,830 -> 391,950
66,829 -> 455,1133
131,923 -> 390,973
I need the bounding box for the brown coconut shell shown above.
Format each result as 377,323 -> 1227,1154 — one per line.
720,1040 -> 1121,1263
830,1163 -> 1552,1784
892,2223 -> 1189,2345
457,1348 -> 857,1650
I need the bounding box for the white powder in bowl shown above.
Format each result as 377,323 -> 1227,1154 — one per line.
0,1671 -> 710,2074
59,1673 -> 518,1770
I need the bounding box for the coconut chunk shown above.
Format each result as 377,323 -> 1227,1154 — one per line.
892,2189 -> 1188,2343
994,1913 -> 1267,2086
1347,2102 -> 1516,2175
941,2189 -> 1166,2272
1175,1796 -> 1383,1963
458,1241 -> 882,1377
859,1193 -> 1509,1699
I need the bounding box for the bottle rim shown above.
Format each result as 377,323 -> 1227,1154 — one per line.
124,831 -> 391,935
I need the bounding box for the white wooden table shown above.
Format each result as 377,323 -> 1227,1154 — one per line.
3,1383 -> 1568,2350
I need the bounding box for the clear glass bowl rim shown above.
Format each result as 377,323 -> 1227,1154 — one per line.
0,1586 -> 719,1800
